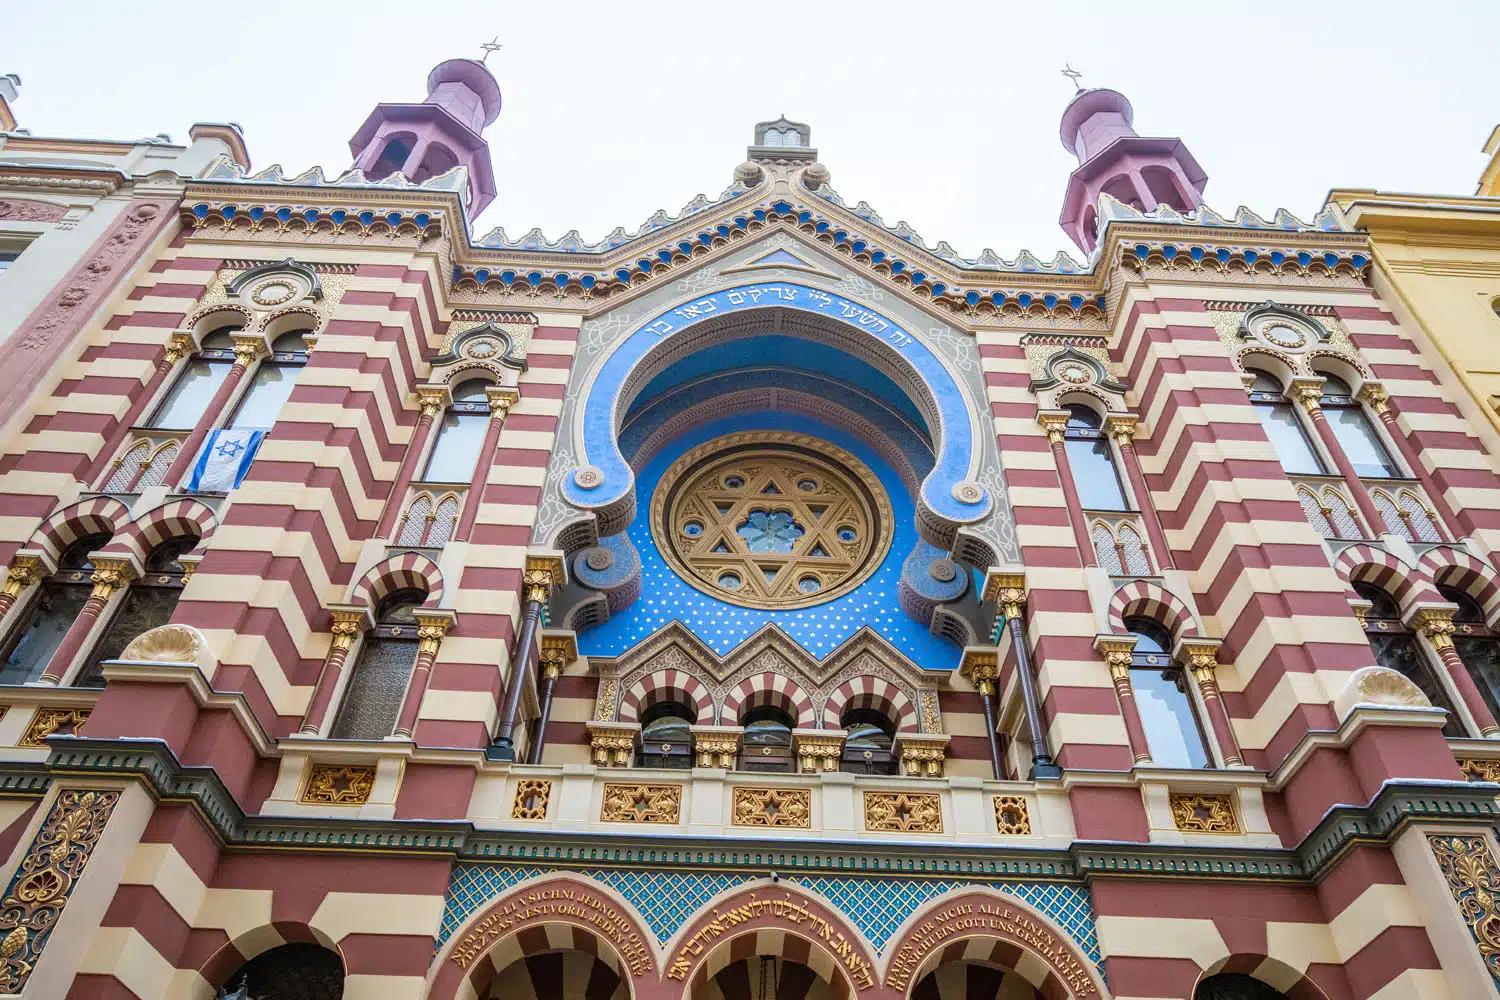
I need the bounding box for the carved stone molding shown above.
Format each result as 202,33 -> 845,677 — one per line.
1428,833 -> 1500,988
1169,792 -> 1240,834
511,779 -> 551,820
993,795 -> 1033,835
587,720 -> 639,767
0,198 -> 68,223
19,708 -> 90,748
600,783 -> 681,824
731,787 -> 811,828
299,763 -> 375,806
864,791 -> 942,833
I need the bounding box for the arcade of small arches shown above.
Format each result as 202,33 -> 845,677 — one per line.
202,880 -> 1314,1000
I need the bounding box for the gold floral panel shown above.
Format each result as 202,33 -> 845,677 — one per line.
0,788 -> 119,992
601,783 -> 681,824
299,764 -> 375,806
732,787 -> 812,828
512,779 -> 552,820
1458,758 -> 1500,784
651,432 -> 894,610
19,708 -> 90,748
864,791 -> 942,833
1169,792 -> 1239,834
1428,834 -> 1500,987
993,795 -> 1032,835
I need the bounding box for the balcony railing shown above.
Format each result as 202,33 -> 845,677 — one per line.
1084,510 -> 1154,576
392,483 -> 466,548
1292,475 -> 1445,545
98,428 -> 187,493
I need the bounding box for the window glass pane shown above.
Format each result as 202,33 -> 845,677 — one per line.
1327,407 -> 1399,478
422,412 -> 487,482
1,584 -> 90,684
1456,636 -> 1500,732
1131,668 -> 1209,768
1366,632 -> 1462,737
1065,437 -> 1128,510
149,360 -> 230,430
1254,402 -> 1324,474
229,364 -> 299,430
330,639 -> 415,739
75,586 -> 180,688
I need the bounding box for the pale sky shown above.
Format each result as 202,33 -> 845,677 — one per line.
8,2 -> 1499,261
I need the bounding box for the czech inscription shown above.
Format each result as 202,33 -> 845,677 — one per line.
666,892 -> 875,990
885,900 -> 1097,996
449,885 -> 652,977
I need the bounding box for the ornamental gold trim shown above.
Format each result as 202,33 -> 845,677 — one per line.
0,788 -> 119,992
1428,833 -> 1500,988
993,795 -> 1032,835
650,431 -> 894,611
601,783 -> 681,824
511,780 -> 551,820
299,763 -> 375,806
864,791 -> 942,833
731,787 -> 811,828
1459,758 -> 1500,784
19,708 -> 89,748
1169,792 -> 1239,834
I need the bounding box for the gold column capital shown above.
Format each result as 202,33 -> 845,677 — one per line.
982,571 -> 1027,619
328,608 -> 369,651
413,610 -> 455,656
1357,381 -> 1389,414
229,333 -> 267,367
959,648 -> 1000,695
1038,413 -> 1068,445
417,387 -> 450,418
523,554 -> 566,605
3,555 -> 44,599
88,558 -> 136,599
1412,607 -> 1458,650
485,385 -> 520,419
539,632 -> 577,680
163,331 -> 195,367
1105,413 -> 1139,448
1097,637 -> 1136,681
1178,639 -> 1223,682
1290,379 -> 1324,412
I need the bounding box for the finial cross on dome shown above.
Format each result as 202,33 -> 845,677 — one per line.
480,36 -> 502,65
1061,64 -> 1084,91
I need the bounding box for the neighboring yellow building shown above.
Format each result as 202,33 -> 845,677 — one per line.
1330,128 -> 1500,455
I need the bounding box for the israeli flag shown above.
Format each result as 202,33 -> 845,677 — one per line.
187,428 -> 265,493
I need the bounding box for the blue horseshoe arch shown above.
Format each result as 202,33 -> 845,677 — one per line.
563,281 -> 993,545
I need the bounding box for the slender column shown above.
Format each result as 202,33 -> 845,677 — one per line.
0,555 -> 44,621
455,386 -> 519,543
1359,383 -> 1463,538
392,611 -> 454,739
85,332 -> 194,486
1105,415 -> 1176,571
964,653 -> 1006,780
163,335 -> 266,484
39,558 -> 135,684
376,386 -> 450,540
1039,414 -> 1098,568
991,575 -> 1062,779
526,632 -> 575,764
1292,382 -> 1386,536
299,608 -> 370,735
1414,608 -> 1500,737
489,556 -> 562,760
1098,637 -> 1152,763
1181,641 -> 1244,766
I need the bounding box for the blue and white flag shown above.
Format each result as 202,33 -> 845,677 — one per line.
187,428 -> 265,493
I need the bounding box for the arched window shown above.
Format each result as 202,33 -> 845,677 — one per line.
367,133 -> 415,182
1318,374 -> 1398,478
1247,369 -> 1325,475
216,942 -> 343,1000
1124,616 -> 1211,769
329,588 -> 424,740
226,331 -> 310,431
147,326 -> 240,430
840,707 -> 897,775
75,535 -> 198,688
1195,973 -> 1289,1000
421,379 -> 492,483
1063,405 -> 1128,510
1370,488 -> 1443,543
1439,582 -> 1500,729
1354,581 -> 1462,736
0,533 -> 109,684
637,701 -> 694,769
737,704 -> 795,773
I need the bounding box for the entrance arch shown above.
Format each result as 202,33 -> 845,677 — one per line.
562,283 -> 994,544
425,874 -> 656,1000
881,889 -> 1109,1000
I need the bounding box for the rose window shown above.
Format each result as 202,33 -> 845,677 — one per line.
651,431 -> 894,610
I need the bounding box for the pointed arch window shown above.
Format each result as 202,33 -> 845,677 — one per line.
0,534 -> 108,684
1247,369 -> 1324,475
226,331 -> 310,431
840,707 -> 897,775
1354,581 -> 1462,736
75,535 -> 197,688
636,701 -> 693,769
102,438 -> 179,493
1440,583 -> 1500,729
1371,488 -> 1443,543
329,588 -> 424,740
1318,374 -> 1399,478
147,326 -> 240,430
421,379 -> 492,483
1125,616 -> 1211,769
1063,405 -> 1128,510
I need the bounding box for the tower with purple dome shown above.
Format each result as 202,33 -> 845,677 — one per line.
348,58 -> 502,220
1057,86 -> 1208,252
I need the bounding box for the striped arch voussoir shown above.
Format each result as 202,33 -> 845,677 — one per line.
101,498 -> 218,565
465,924 -> 627,1000
29,496 -> 132,567
1332,544 -> 1430,606
1200,954 -> 1332,1000
1106,580 -> 1197,640
1418,545 -> 1500,622
822,675 -> 919,733
196,921 -> 340,993
618,668 -> 714,725
722,671 -> 816,728
349,552 -> 444,609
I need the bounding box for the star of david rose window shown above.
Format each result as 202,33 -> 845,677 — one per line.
651,431 -> 894,610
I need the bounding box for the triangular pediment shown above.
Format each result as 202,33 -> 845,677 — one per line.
722,244 -> 839,278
